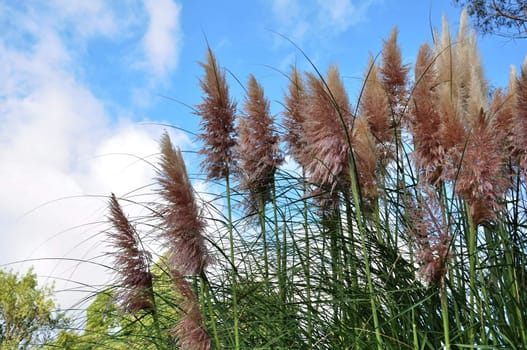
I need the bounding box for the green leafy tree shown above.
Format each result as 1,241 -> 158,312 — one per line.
50,263 -> 182,350
453,0 -> 527,38
51,290 -> 129,350
0,268 -> 65,349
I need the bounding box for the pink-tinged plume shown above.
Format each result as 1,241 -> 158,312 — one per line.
237,75 -> 283,215
406,190 -> 451,287
351,117 -> 378,203
360,56 -> 391,145
171,270 -> 211,350
302,66 -> 353,193
432,12 -> 507,225
490,66 -> 517,168
514,58 -> 527,171
411,43 -> 445,184
454,110 -> 509,225
108,193 -> 154,313
438,98 -> 466,164
196,47 -> 237,180
380,28 -> 410,120
158,133 -> 210,276
432,15 -> 467,167
283,66 -> 308,166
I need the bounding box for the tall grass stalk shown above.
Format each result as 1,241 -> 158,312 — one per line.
258,194 -> 269,282
440,286 -> 450,350
465,201 -> 477,345
225,176 -> 240,349
272,182 -> 286,306
301,169 -> 314,349
349,160 -> 384,349
201,276 -> 220,349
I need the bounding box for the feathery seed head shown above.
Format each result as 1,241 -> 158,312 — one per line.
411,43 -> 445,184
171,270 -> 211,350
361,55 -> 391,144
439,90 -> 466,159
435,15 -> 452,93
108,193 -> 154,313
490,87 -> 512,152
491,66 -> 517,153
302,66 -> 353,193
454,110 -> 509,225
196,48 -> 237,180
381,28 -> 410,114
352,117 -> 378,204
158,133 -> 210,276
237,75 -> 283,215
435,11 -> 488,130
514,58 -> 527,171
406,191 -> 451,287
283,66 -> 308,166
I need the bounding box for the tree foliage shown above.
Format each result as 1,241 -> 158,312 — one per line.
50,263 -> 182,350
453,0 -> 527,38
0,268 -> 65,349
51,290 -> 138,350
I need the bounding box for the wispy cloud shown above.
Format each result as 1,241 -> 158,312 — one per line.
269,0 -> 309,42
47,0 -> 119,38
142,0 -> 183,79
316,0 -> 367,32
268,0 -> 381,43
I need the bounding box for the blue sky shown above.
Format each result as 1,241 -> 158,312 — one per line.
0,0 -> 525,309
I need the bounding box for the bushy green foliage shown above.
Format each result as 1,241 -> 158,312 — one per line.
0,269 -> 66,349
49,263 -> 182,350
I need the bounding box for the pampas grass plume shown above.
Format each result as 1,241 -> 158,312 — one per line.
171,270 -> 211,350
411,43 -> 444,184
108,193 -> 154,313
455,110 -> 508,225
158,133 -> 210,276
406,192 -> 451,287
352,117 -> 378,203
237,74 -> 282,215
381,28 -> 409,113
302,66 -> 353,191
491,66 -> 517,154
196,47 -> 237,180
514,58 -> 527,170
283,66 -> 307,166
361,56 -> 391,144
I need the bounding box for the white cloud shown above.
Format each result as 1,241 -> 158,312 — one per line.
316,0 -> 356,32
142,0 -> 183,79
268,0 -> 381,43
48,0 -> 119,38
0,1 -> 188,312
269,0 -> 309,42
270,0 -> 300,24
